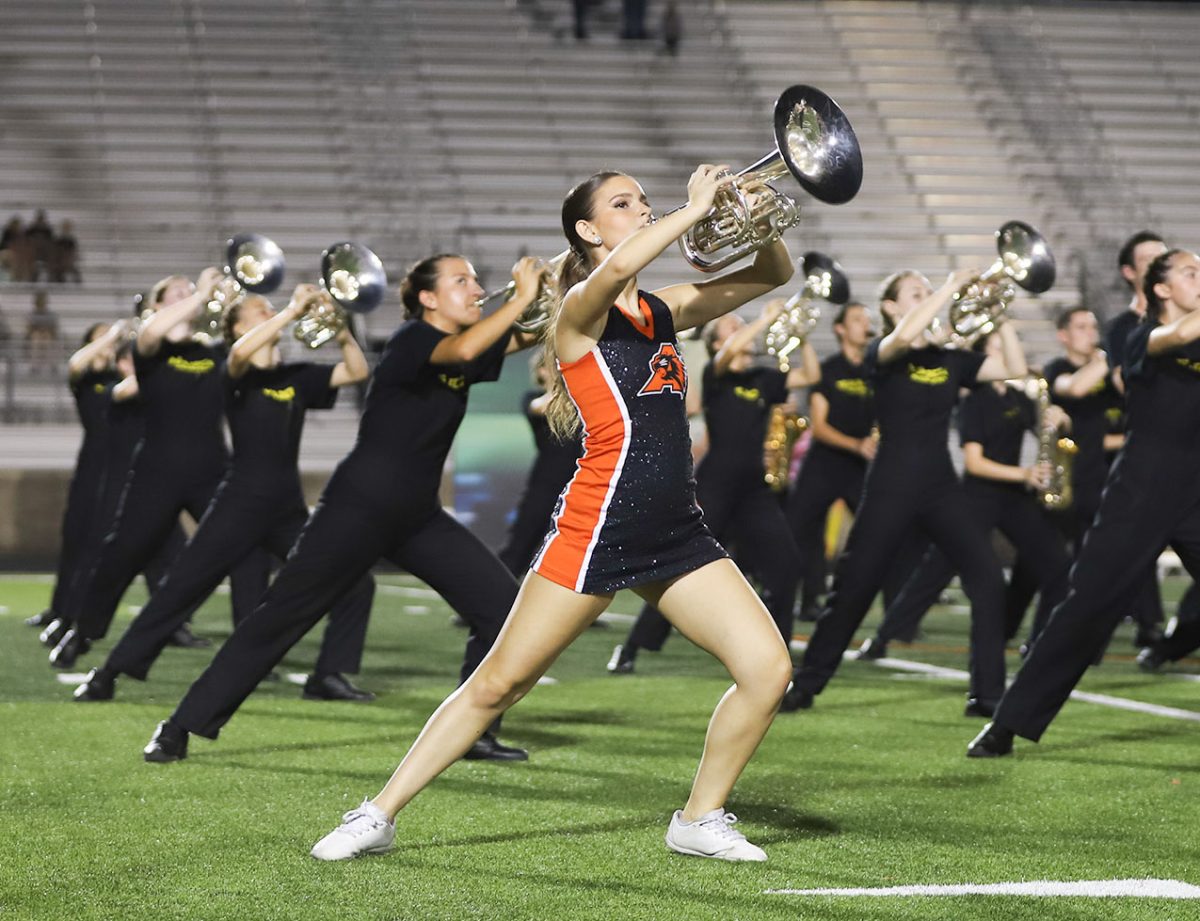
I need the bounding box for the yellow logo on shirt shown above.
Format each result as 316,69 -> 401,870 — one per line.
1004,406 -> 1022,419
262,386 -> 296,403
1087,377 -> 1107,394
908,364 -> 949,386
439,373 -> 467,392
1175,357 -> 1200,375
167,355 -> 215,375
836,378 -> 870,397
93,383 -> 106,393
733,386 -> 761,402
1105,407 -> 1124,424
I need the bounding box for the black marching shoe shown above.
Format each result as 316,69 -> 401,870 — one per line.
779,683 -> 814,713
302,673 -> 376,702
963,697 -> 995,719
1133,624 -> 1164,649
39,617 -> 69,648
463,732 -> 529,762
49,628 -> 90,669
144,720 -> 189,763
606,644 -> 635,674
1136,645 -> 1167,673
856,636 -> 888,661
25,609 -> 56,628
168,624 -> 212,649
74,667 -> 116,701
966,721 -> 1014,758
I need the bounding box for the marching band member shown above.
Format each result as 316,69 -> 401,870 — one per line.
27,323 -> 125,630
781,268 -> 1026,717
47,272 -> 267,668
857,332 -> 1072,660
141,254 -> 545,764
73,288 -> 375,703
970,249 -> 1200,756
310,166 -> 795,863
608,298 -> 815,673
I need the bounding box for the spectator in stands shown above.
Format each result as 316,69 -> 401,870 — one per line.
621,0 -> 648,39
572,0 -> 589,40
25,209 -> 54,282
0,215 -> 21,252
52,220 -> 81,283
661,1 -> 682,55
0,249 -> 13,284
26,290 -> 60,373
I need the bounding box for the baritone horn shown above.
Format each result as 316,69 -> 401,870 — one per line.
679,84 -> 863,273
293,242 -> 387,349
480,251 -> 569,334
947,221 -> 1056,348
765,250 -> 850,371
200,233 -> 286,343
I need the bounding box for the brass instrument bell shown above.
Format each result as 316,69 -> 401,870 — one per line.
293,241 -> 387,349
480,251 -> 569,334
679,84 -> 863,273
948,221 -> 1056,347
202,233 -> 286,343
765,250 -> 850,370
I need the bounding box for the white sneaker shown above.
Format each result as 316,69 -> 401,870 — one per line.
310,799 -> 396,861
665,808 -> 767,862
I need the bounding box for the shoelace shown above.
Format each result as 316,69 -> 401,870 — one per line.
696,811 -> 747,842
339,806 -> 387,838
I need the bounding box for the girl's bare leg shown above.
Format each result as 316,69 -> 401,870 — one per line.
373,573 -> 611,818
638,559 -> 792,821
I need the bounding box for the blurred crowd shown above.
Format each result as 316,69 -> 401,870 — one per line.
0,209 -> 81,284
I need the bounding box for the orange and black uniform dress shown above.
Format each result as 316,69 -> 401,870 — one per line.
166,319 -> 517,740
789,341 -> 1008,708
497,390 -> 582,575
532,291 -> 726,594
617,361 -> 802,656
993,323 -> 1200,741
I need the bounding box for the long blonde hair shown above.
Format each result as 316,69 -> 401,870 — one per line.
542,171 -> 627,441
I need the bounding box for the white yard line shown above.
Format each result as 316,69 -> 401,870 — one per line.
785,640 -> 1200,723
766,879 -> 1200,899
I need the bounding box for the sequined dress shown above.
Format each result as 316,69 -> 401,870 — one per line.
532,290 -> 727,593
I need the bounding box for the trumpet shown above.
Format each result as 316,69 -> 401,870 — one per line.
293,242 -> 387,349
480,251 -> 569,334
678,84 -> 863,273
764,250 -> 850,371
947,221 -> 1056,348
200,233 -> 286,343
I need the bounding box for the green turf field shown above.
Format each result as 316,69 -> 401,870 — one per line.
1,573 -> 1197,920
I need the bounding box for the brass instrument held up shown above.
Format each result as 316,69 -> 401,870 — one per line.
947,221 -> 1056,348
765,250 -> 851,371
480,251 -> 569,334
1031,376 -> 1077,511
678,84 -> 863,273
201,233 -> 286,343
763,406 -> 808,493
293,242 -> 387,349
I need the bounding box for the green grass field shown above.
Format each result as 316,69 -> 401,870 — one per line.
2,573 -> 1198,921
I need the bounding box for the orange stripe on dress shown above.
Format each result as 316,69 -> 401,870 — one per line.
533,348 -> 631,592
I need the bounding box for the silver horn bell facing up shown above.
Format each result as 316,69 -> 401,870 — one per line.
948,220 -> 1056,348
680,84 -> 864,273
294,242 -> 387,349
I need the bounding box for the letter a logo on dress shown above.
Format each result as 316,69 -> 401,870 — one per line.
638,343 -> 687,397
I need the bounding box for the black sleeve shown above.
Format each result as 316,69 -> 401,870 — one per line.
1123,322 -> 1156,382
294,362 -> 339,410
1105,314 -> 1133,370
467,329 -> 513,384
863,338 -> 882,380
958,389 -> 987,446
372,322 -> 444,387
951,348 -> 987,389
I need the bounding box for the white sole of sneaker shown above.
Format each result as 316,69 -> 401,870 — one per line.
665,837 -> 765,862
